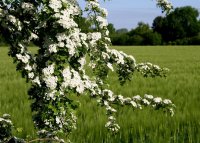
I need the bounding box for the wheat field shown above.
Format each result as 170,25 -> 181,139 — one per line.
0,46 -> 200,143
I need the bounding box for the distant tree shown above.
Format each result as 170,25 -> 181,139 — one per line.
143,32 -> 162,45
128,22 -> 162,45
153,6 -> 200,44
128,35 -> 144,45
111,28 -> 129,45
107,23 -> 116,36
152,16 -> 165,34
116,28 -> 128,34
111,34 -> 129,45
129,22 -> 151,36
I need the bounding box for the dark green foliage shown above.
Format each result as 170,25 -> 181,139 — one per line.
0,34 -> 7,46
111,34 -> 130,45
128,22 -> 162,45
116,28 -> 129,34
108,6 -> 200,46
153,6 -> 200,45
107,23 -> 116,36
110,22 -> 162,45
74,16 -> 92,33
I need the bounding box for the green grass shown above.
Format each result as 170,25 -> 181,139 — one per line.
0,46 -> 200,143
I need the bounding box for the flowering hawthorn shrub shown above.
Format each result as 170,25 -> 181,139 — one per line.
0,0 -> 174,142
0,114 -> 13,142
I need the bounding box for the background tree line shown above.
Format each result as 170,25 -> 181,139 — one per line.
0,6 -> 200,46
109,6 -> 200,45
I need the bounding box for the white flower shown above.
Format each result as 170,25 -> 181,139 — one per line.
56,10 -> 78,29
65,38 -> 76,56
107,63 -> 114,71
46,90 -> 56,100
130,101 -> 137,108
76,84 -> 85,93
21,2 -> 34,10
44,119 -> 50,125
18,44 -> 25,53
88,32 -> 101,41
87,32 -> 102,47
144,94 -> 154,100
108,116 -> 115,121
62,67 -> 71,79
117,95 -> 124,104
32,76 -> 41,85
88,62 -> 96,69
30,33 -> 38,40
106,106 -> 117,113
163,99 -> 172,105
142,99 -> 150,105
96,16 -> 108,28
58,42 -> 65,47
25,64 -> 32,71
133,95 -> 142,101
153,97 -> 162,103
169,108 -> 174,116
101,8 -> 108,16
102,52 -> 110,59
28,72 -> 34,79
0,117 -> 4,122
7,15 -> 17,24
42,64 -> 55,76
49,0 -> 62,12
49,44 -> 57,53
56,116 -> 61,124
109,49 -> 125,64
104,90 -> 115,101
128,55 -> 136,63
80,33 -> 87,41
124,97 -> 131,103
88,1 -> 100,8
43,76 -> 58,90
37,129 -> 48,134
78,57 -> 86,69
56,33 -> 67,42
153,65 -> 160,69
104,101 -> 109,106
17,21 -> 22,31
16,54 -> 30,64
105,30 -> 109,36
3,114 -> 10,118
105,121 -> 111,127
61,68 -> 87,93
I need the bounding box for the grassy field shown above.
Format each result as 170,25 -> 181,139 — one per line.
0,46 -> 200,143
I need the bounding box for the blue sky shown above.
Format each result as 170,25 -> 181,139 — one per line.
78,0 -> 200,30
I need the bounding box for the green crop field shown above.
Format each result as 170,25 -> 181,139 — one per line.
0,46 -> 200,143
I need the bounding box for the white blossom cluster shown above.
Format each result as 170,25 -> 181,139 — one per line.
21,2 -> 34,11
156,0 -> 173,13
136,62 -> 169,77
49,0 -> 62,12
98,90 -> 175,132
0,114 -> 12,125
0,0 -> 174,141
87,32 -> 102,47
0,114 -> 13,142
61,67 -> 99,95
